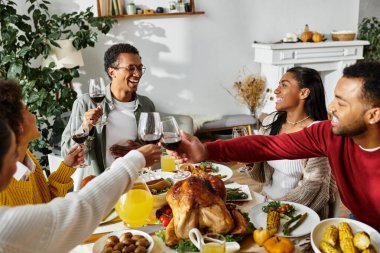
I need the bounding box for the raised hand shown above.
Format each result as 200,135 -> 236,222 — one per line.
110,140 -> 142,158
137,144 -> 162,167
168,130 -> 208,163
84,106 -> 103,130
63,145 -> 85,167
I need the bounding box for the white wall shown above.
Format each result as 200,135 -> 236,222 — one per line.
19,0 -> 360,115
360,0 -> 380,20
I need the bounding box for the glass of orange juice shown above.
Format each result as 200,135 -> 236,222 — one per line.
201,233 -> 226,253
114,177 -> 154,228
161,153 -> 176,172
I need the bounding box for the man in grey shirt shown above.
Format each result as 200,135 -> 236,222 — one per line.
62,43 -> 155,175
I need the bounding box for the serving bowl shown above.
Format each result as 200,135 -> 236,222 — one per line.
311,218 -> 380,252
331,31 -> 356,41
92,229 -> 154,253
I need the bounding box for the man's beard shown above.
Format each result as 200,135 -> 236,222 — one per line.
333,121 -> 367,137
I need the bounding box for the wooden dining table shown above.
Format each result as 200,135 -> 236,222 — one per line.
69,163 -> 312,253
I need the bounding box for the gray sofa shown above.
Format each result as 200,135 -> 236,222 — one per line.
159,112 -> 194,135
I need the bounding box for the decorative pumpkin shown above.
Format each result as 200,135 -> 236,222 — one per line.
312,32 -> 324,42
263,236 -> 295,253
80,175 -> 96,189
253,228 -> 272,246
300,24 -> 313,42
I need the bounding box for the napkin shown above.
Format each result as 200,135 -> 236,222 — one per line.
13,162 -> 31,181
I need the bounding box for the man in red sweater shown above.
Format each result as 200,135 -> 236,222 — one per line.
174,61 -> 380,231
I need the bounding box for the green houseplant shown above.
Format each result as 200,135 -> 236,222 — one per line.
0,0 -> 116,166
357,17 -> 380,61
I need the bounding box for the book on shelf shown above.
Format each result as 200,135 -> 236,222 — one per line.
112,0 -> 119,15
107,0 -> 112,16
117,0 -> 124,15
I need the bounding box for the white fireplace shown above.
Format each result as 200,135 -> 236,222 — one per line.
252,40 -> 369,113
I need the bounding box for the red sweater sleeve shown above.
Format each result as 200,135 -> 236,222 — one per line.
206,121 -> 331,163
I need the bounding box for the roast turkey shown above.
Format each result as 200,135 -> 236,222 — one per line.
165,172 -> 249,247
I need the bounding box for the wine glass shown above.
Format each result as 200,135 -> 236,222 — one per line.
70,116 -> 89,168
232,126 -> 248,138
160,116 -> 182,150
89,77 -> 106,126
138,112 -> 162,144
138,112 -> 162,179
232,127 -> 249,168
114,177 -> 154,228
160,117 -> 189,180
160,117 -> 181,172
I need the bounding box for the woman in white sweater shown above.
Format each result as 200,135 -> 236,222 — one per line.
0,119 -> 161,253
247,67 -> 337,219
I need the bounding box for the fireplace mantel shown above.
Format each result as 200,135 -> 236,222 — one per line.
252,40 -> 369,113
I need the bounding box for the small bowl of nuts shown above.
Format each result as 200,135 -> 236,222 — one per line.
92,229 -> 154,253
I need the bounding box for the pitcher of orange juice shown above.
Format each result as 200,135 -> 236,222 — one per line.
114,177 -> 154,228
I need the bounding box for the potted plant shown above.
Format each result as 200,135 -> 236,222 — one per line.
357,17 -> 380,61
0,0 -> 117,166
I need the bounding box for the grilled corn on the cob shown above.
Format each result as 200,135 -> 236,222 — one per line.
266,210 -> 280,235
319,241 -> 339,253
362,245 -> 377,253
340,237 -> 357,253
321,225 -> 339,247
339,222 -> 354,241
353,231 -> 371,250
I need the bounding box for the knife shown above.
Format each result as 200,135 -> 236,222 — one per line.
81,224 -> 165,244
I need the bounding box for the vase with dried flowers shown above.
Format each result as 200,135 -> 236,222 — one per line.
233,74 -> 269,116
226,73 -> 273,133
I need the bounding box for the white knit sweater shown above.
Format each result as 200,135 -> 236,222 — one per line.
0,150 -> 145,253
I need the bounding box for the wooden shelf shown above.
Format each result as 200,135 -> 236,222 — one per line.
107,11 -> 205,19
97,0 -> 204,19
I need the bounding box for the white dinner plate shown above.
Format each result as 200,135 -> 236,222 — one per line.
225,183 -> 253,202
193,162 -> 233,181
92,229 -> 154,253
141,171 -> 175,183
249,201 -> 320,237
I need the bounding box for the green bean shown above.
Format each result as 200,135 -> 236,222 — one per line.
283,214 -> 302,230
283,213 -> 308,236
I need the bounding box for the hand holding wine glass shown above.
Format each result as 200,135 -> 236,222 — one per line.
138,112 -> 162,179
89,77 -> 106,126
63,145 -> 85,168
160,116 -> 190,181
70,116 -> 89,168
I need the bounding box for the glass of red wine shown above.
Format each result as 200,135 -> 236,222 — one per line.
160,116 -> 190,181
138,112 -> 162,145
70,116 -> 89,168
138,112 -> 162,179
160,116 -> 182,150
89,77 -> 106,126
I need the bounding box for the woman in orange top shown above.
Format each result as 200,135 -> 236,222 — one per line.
0,80 -> 84,206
